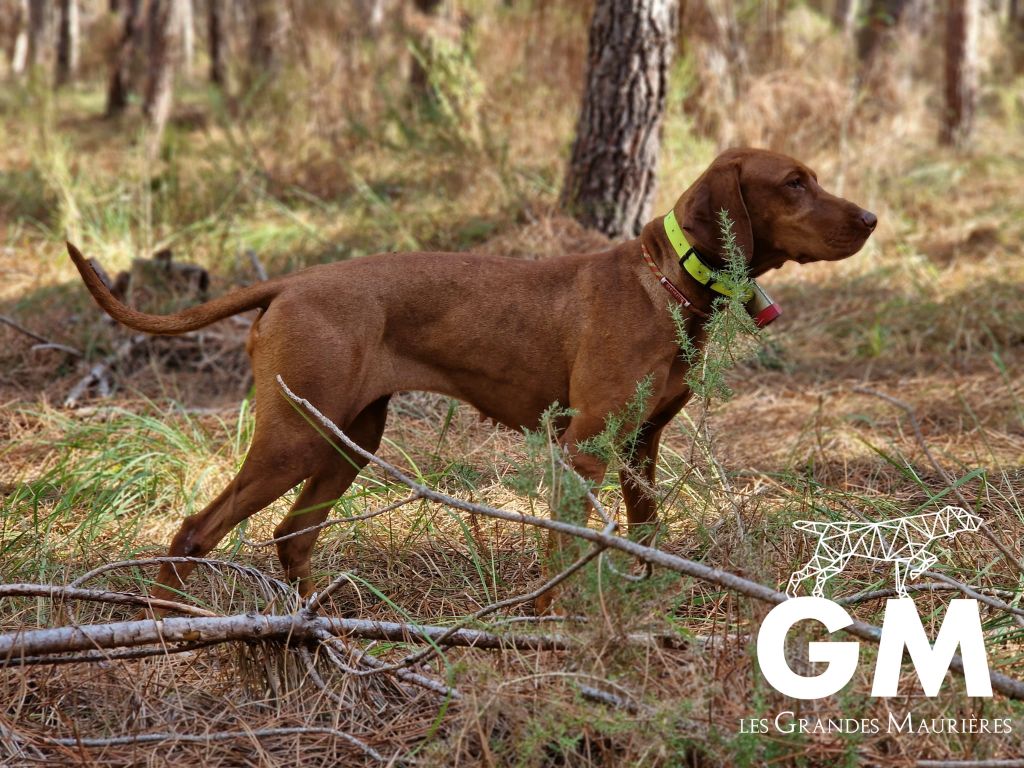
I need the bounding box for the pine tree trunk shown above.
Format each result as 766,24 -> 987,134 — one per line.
940,0 -> 978,147
9,0 -> 29,76
833,0 -> 859,35
143,0 -> 183,146
106,0 -> 146,116
1010,0 -> 1024,72
55,0 -> 80,87
208,0 -> 227,85
180,0 -> 194,78
561,0 -> 678,239
26,0 -> 49,72
249,0 -> 289,77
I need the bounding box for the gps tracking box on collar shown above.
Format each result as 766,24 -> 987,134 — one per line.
663,210 -> 782,328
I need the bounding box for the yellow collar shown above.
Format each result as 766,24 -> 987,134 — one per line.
663,209 -> 749,300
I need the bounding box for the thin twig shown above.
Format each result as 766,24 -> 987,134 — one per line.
350,643 -> 461,699
305,571 -> 361,616
314,630 -> 461,700
346,527 -> 613,678
247,249 -> 269,281
578,684 -> 643,713
489,615 -> 589,627
2,641 -> 223,668
839,582 -> 1018,606
69,556 -> 297,607
0,315 -> 81,356
242,494 -> 421,549
0,584 -> 217,618
30,342 -> 85,356
297,645 -> 352,708
920,570 -> 1024,620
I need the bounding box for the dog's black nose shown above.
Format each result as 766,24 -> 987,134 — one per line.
860,210 -> 878,231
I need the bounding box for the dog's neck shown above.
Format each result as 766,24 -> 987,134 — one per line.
638,215 -> 734,314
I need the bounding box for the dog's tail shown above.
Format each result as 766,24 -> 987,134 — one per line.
67,242 -> 282,335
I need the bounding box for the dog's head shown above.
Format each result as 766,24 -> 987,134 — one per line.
665,148 -> 876,276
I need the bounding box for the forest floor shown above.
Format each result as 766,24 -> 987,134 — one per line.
2,11 -> 1024,765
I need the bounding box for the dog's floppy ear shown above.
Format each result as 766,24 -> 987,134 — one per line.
679,162 -> 754,265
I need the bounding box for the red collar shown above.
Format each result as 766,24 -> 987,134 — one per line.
641,244 -> 709,318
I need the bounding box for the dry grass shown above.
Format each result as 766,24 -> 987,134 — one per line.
2,2 -> 1024,765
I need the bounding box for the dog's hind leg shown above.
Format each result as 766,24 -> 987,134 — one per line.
273,396 -> 390,597
150,424 -> 326,605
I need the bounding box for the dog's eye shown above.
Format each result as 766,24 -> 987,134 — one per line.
785,178 -> 804,190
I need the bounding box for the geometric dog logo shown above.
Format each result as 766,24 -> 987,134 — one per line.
787,506 -> 983,599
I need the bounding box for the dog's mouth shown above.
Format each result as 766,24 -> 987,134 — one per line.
806,232 -> 873,263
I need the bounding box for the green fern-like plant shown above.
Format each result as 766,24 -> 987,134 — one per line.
674,209 -> 762,402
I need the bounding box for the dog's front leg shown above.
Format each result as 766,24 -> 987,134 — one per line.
533,415 -> 610,615
619,421 -> 666,546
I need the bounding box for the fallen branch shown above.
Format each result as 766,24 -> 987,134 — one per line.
64,333 -> 146,408
0,315 -> 81,356
278,375 -> 1024,701
0,612 -> 572,663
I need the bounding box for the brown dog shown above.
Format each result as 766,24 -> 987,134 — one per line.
68,148 -> 876,609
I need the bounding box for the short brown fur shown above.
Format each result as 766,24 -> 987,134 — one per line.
67,149 -> 876,611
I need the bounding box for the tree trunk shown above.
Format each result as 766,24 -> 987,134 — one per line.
180,0 -> 194,78
208,0 -> 227,85
833,0 -> 859,36
940,0 -> 978,148
8,0 -> 29,76
26,0 -> 49,72
143,0 -> 183,146
856,0 -> 930,65
55,0 -> 80,87
1011,0 -> 1024,72
561,0 -> 678,239
106,0 -> 146,116
249,0 -> 289,77
859,0 -> 914,63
